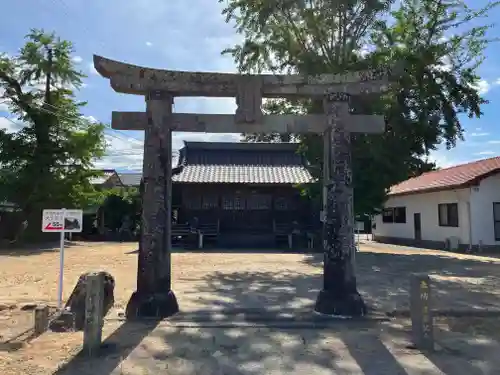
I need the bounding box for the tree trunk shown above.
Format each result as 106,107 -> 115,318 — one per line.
314,98 -> 366,317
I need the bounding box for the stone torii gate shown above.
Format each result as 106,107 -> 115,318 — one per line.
93,55 -> 392,318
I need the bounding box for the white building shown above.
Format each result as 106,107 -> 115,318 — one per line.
372,156 -> 500,251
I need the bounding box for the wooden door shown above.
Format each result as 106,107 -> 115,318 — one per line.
414,213 -> 422,241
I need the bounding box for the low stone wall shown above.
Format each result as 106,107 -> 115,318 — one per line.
373,235 -> 500,253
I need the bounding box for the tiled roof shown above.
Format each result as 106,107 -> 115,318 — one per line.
90,169 -> 117,185
172,164 -> 313,184
389,156 -> 500,196
173,141 -> 313,184
118,173 -> 142,187
114,142 -> 314,185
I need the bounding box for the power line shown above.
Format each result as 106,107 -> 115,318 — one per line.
40,100 -> 144,144
0,99 -> 143,147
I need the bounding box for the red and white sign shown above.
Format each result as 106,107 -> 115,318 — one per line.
42,209 -> 83,233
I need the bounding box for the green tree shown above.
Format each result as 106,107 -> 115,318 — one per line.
222,0 -> 496,215
0,29 -> 106,242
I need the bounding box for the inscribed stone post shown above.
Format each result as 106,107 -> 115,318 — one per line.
125,90 -> 178,318
83,272 -> 104,356
314,92 -> 366,316
410,273 -> 434,351
34,305 -> 49,336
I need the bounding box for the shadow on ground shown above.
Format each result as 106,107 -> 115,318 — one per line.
305,250 -> 500,313
54,247 -> 500,374
0,241 -> 82,256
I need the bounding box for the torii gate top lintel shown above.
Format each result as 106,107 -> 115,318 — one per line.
93,54 -> 396,98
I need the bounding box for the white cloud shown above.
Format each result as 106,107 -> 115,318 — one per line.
471,79 -> 490,95
88,62 -> 98,75
94,128 -> 240,171
0,116 -> 24,133
488,140 -> 500,144
470,132 -> 490,137
83,115 -> 98,123
145,41 -> 153,47
428,151 -> 457,168
72,56 -> 83,63
474,151 -> 496,156
0,88 -> 9,112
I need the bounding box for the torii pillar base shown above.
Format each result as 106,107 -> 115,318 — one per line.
314,288 -> 367,318
125,289 -> 179,319
314,261 -> 367,317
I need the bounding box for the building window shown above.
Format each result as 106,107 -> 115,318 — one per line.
184,194 -> 201,209
382,207 -> 406,223
274,197 -> 288,211
382,208 -> 394,223
222,195 -> 234,210
493,203 -> 500,241
247,193 -> 271,210
393,207 -> 406,223
438,203 -> 459,227
202,194 -> 218,209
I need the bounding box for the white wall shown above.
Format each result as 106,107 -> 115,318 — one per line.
373,188 -> 471,244
470,173 -> 500,246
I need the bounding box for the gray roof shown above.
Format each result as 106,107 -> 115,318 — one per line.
117,173 -> 142,186
173,141 -> 313,184
90,170 -> 117,185
115,142 -> 314,185
172,165 -> 313,184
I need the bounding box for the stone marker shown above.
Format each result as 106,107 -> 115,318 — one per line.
34,305 -> 49,336
83,272 -> 105,356
50,271 -> 115,331
410,273 -> 434,351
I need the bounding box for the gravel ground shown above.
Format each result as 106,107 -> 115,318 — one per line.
1,240 -> 500,374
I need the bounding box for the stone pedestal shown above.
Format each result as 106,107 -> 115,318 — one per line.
49,271 -> 114,331
314,258 -> 366,316
126,290 -> 179,319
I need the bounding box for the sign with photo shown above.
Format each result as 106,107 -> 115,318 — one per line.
42,209 -> 83,233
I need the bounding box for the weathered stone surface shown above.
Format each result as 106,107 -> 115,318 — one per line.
49,310 -> 75,332
126,290 -> 179,319
94,54 -> 394,97
410,273 -> 434,351
235,75 -> 263,124
20,303 -> 38,311
50,271 -> 115,331
83,272 -> 105,356
34,305 -> 49,336
0,303 -> 15,311
315,92 -> 384,317
111,112 -> 385,133
125,91 -> 179,319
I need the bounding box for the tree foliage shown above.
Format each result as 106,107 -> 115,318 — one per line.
0,29 -> 106,241
221,0 -> 497,214
100,187 -> 141,233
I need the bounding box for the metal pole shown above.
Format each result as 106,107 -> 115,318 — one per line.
356,221 -> 359,249
57,208 -> 66,309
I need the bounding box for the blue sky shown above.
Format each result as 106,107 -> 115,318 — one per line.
0,0 -> 500,172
